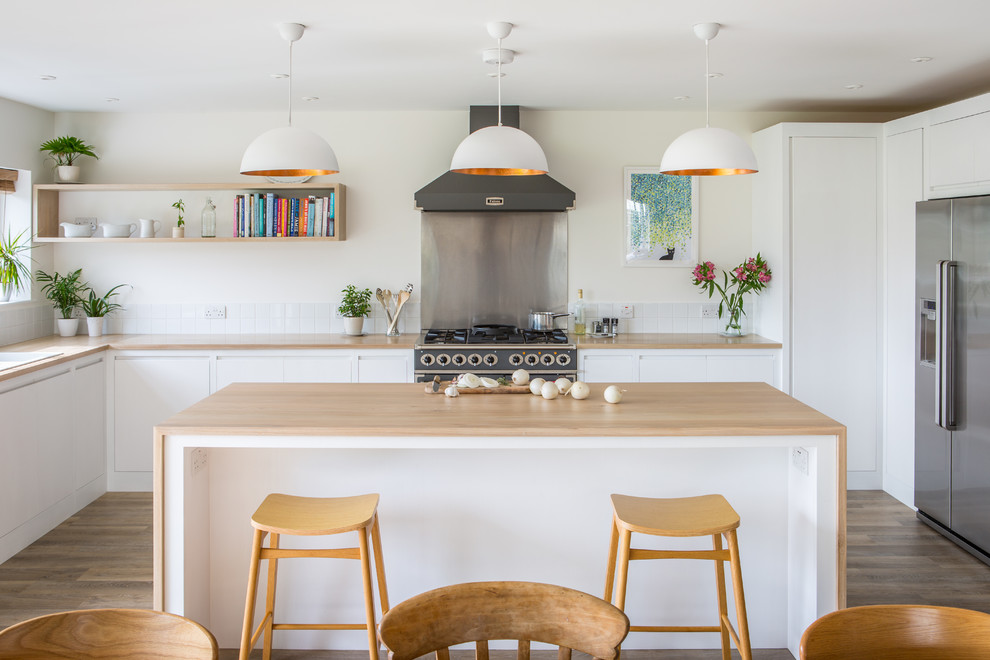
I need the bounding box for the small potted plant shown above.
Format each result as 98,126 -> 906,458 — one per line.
171,199 -> 185,238
0,228 -> 33,302
39,135 -> 98,183
80,283 -> 128,337
36,268 -> 87,336
337,285 -> 372,335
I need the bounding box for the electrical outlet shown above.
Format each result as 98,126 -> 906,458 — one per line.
204,304 -> 226,319
792,447 -> 809,475
618,304 -> 634,319
74,217 -> 97,231
191,448 -> 208,474
702,305 -> 718,318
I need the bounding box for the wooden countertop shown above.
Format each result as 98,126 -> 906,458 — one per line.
154,381 -> 843,438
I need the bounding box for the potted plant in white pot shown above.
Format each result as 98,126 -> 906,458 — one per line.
80,283 -> 128,337
337,285 -> 372,335
38,136 -> 99,183
0,228 -> 32,302
36,268 -> 87,336
171,199 -> 185,238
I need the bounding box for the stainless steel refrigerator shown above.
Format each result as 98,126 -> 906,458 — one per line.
916,196 -> 990,562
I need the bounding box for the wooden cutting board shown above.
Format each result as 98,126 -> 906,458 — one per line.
424,380 -> 531,394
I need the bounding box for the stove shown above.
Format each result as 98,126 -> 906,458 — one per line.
414,325 -> 577,383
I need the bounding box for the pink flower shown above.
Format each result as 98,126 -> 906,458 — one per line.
758,272 -> 771,283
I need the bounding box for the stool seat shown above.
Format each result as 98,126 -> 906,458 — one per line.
251,493 -> 380,536
611,494 -> 739,537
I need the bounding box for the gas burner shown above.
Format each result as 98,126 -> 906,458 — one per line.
423,328 -> 467,344
469,324 -> 522,343
522,329 -> 569,344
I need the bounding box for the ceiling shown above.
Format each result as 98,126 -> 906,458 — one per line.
4,0 -> 990,117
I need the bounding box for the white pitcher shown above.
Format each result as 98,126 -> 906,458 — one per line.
138,218 -> 161,238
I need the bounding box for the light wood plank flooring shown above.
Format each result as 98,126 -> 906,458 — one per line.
3,490 -> 989,659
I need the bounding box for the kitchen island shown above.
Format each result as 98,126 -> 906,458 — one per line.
153,381 -> 843,657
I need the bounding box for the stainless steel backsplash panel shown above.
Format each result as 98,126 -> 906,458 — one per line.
421,212 -> 567,329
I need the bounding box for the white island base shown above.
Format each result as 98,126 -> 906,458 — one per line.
154,383 -> 845,658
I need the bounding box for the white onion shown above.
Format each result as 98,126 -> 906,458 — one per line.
529,378 -> 546,395
569,381 -> 591,400
604,385 -> 625,404
554,377 -> 572,394
480,376 -> 499,388
541,381 -> 560,400
457,373 -> 482,388
511,369 -> 530,386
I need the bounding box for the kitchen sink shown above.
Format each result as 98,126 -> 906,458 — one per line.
0,352 -> 63,372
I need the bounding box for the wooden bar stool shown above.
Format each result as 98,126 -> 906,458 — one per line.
238,493 -> 389,660
603,493 -> 752,660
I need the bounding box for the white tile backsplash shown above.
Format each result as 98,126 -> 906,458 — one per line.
572,300 -> 751,334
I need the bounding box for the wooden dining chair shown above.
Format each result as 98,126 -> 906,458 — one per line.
378,581 -> 630,660
800,604 -> 990,659
0,607 -> 218,659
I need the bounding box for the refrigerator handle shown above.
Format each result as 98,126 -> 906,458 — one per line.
936,259 -> 958,430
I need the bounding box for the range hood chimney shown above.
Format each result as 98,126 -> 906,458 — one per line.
415,106 -> 576,212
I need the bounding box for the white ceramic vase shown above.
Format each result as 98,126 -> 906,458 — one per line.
56,165 -> 80,183
343,316 -> 365,336
172,226 -> 185,238
56,317 -> 79,337
86,317 -> 104,337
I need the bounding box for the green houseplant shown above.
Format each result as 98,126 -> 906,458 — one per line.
171,199 -> 185,237
0,229 -> 33,302
337,285 -> 372,335
80,283 -> 128,337
39,136 -> 98,183
36,268 -> 87,336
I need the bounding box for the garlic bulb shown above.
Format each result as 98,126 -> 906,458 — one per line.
444,386 -> 460,397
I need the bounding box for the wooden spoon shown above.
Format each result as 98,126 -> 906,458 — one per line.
387,290 -> 411,335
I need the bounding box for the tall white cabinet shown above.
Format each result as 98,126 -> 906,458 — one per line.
752,123 -> 883,489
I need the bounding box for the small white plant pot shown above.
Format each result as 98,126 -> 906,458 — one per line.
56,165 -> 80,183
86,316 -> 105,337
172,226 -> 185,238
343,316 -> 365,336
56,318 -> 80,337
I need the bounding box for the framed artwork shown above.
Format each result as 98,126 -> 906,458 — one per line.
623,167 -> 699,267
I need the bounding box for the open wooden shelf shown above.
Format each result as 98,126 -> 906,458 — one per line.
33,182 -> 346,242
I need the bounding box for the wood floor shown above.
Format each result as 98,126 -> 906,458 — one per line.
2,490 -> 989,659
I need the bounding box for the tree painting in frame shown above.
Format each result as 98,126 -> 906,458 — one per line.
624,167 -> 698,267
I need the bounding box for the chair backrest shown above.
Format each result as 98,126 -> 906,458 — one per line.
800,604 -> 990,660
0,608 -> 218,660
378,581 -> 629,660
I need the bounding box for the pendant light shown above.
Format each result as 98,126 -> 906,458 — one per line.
240,22 -> 339,178
659,23 -> 757,176
450,22 -> 548,176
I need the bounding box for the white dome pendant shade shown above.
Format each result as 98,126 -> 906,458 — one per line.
240,23 -> 339,178
450,21 -> 548,176
450,125 -> 548,175
659,23 -> 757,176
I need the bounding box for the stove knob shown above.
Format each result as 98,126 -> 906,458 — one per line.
419,354 -> 436,367
509,353 -> 524,366
524,353 -> 540,366
468,353 -> 483,366
452,354 -> 467,367
556,353 -> 572,366
436,353 -> 451,366
541,353 -> 556,366
483,353 -> 498,366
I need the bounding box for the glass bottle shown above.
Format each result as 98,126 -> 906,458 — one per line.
573,289 -> 587,335
201,197 -> 216,238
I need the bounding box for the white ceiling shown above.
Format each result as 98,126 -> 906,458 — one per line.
4,0 -> 990,116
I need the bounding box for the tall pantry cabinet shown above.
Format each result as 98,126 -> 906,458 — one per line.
752,123 -> 883,489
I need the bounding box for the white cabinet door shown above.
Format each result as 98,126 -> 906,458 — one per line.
356,353 -> 410,383
581,353 -> 635,383
73,361 -> 106,488
707,356 -> 775,385
215,356 -> 283,390
284,356 -> 352,383
929,116 -> 975,190
32,371 -> 76,514
638,355 -> 707,382
114,356 -> 210,473
0,382 -> 36,537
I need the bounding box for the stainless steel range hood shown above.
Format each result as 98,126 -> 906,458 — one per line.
415,106 -> 576,212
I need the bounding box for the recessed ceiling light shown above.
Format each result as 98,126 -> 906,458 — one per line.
40,75 -> 56,81
707,72 -> 723,79
302,96 -> 319,102
844,83 -> 864,90
674,96 -> 690,101
271,73 -> 289,79
911,56 -> 933,64
105,97 -> 119,103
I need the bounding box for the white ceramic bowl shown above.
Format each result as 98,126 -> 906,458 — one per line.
101,223 -> 135,238
60,223 -> 93,238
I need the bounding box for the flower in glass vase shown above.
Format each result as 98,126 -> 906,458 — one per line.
691,254 -> 772,336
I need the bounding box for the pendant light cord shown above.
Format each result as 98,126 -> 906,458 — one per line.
704,37 -> 710,129
288,39 -> 294,127
496,36 -> 503,127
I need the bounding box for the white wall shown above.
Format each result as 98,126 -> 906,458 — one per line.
47,108 -> 896,318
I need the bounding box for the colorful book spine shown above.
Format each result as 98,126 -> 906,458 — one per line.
328,191 -> 335,237
301,198 -> 309,237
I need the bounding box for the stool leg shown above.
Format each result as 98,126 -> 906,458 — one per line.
263,532 -> 280,660
370,513 -> 390,614
604,516 -> 620,603
725,529 -> 752,660
712,534 -> 730,660
239,528 -> 265,660
358,526 -> 379,660
613,525 -> 633,611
